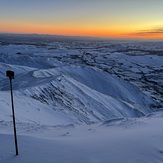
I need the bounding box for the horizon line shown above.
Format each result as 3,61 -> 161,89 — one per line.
0,32 -> 163,41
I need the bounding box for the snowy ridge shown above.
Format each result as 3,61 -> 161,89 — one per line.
1,65 -> 156,125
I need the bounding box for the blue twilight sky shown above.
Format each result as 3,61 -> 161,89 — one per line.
0,0 -> 163,38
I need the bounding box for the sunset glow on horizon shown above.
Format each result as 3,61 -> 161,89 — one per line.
0,0 -> 163,39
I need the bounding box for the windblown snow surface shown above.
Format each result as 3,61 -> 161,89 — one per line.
0,35 -> 163,163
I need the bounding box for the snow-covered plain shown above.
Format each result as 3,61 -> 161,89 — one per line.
0,34 -> 163,162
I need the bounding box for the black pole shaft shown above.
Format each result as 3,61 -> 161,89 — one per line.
9,78 -> 19,156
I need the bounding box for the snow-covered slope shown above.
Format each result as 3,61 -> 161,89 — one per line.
0,35 -> 163,163
0,36 -> 162,126
0,64 -> 156,125
1,112 -> 163,163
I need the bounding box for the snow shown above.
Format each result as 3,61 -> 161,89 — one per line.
0,34 -> 163,162
1,114 -> 163,163
1,65 -> 155,124
0,91 -> 72,125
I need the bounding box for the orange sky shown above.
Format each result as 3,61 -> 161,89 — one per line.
1,21 -> 163,39
0,1 -> 163,39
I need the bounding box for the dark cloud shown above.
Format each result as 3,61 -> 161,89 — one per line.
134,26 -> 163,35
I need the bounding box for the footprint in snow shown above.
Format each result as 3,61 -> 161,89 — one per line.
158,149 -> 163,154
62,132 -> 70,136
